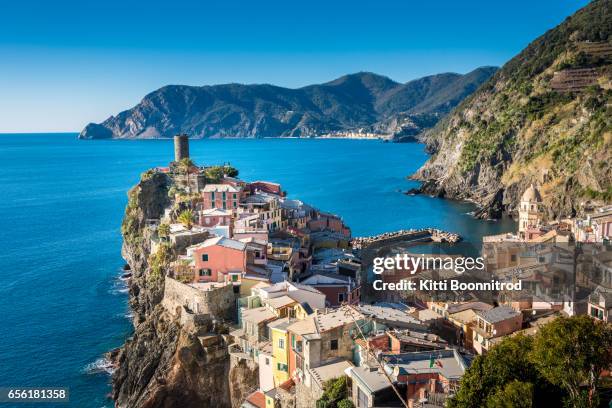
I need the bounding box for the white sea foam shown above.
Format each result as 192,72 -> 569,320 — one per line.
84,357 -> 115,376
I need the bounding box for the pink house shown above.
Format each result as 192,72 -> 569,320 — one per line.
188,236 -> 247,283
201,184 -> 243,210
198,208 -> 232,228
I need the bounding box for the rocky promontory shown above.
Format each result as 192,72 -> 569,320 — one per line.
112,172 -> 255,408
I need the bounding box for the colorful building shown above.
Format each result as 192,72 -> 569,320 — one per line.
202,184 -> 243,210
269,318 -> 294,386
187,236 -> 246,283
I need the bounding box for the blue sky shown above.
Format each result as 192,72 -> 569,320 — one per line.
0,0 -> 589,133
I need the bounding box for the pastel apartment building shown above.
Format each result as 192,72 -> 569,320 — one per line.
286,307 -> 367,387
240,193 -> 282,232
588,288 -> 612,322
187,236 -> 247,284
472,306 -> 522,354
201,184 -> 243,210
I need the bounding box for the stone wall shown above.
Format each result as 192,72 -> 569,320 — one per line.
162,276 -> 236,321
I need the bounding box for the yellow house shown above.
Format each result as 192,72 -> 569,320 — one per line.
268,317 -> 293,385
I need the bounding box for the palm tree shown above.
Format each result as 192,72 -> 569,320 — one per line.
177,209 -> 195,230
178,158 -> 195,191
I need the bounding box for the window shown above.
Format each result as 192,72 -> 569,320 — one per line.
233,193 -> 237,199
276,363 -> 288,372
278,338 -> 285,349
265,358 -> 270,365
291,335 -> 295,348
338,293 -> 347,303
222,202 -> 227,209
510,254 -> 517,262
330,339 -> 338,350
233,201 -> 237,208
231,274 -> 239,282
202,254 -> 209,262
222,192 -> 226,200
296,340 -> 303,353
211,192 -> 215,201
199,269 -> 211,276
357,386 -> 368,408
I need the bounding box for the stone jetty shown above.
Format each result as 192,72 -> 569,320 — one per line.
351,228 -> 461,250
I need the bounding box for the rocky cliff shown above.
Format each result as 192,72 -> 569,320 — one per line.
112,172 -> 255,408
413,0 -> 611,219
79,68 -> 496,140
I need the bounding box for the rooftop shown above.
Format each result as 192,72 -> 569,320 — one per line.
268,317 -> 296,331
266,295 -> 297,309
244,391 -> 266,408
241,307 -> 277,325
383,349 -> 467,380
202,184 -> 241,193
309,360 -> 354,389
348,366 -> 393,393
314,306 -> 365,332
477,305 -> 521,323
201,208 -> 231,216
357,304 -> 423,327
301,273 -> 351,285
196,236 -> 247,251
286,317 -> 317,336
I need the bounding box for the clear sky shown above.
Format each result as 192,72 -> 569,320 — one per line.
0,0 -> 590,133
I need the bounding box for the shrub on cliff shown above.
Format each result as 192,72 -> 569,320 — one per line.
148,242 -> 173,283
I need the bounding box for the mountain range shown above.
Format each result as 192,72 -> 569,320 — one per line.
78,67 -> 497,140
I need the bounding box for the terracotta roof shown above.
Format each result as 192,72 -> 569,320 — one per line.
245,391 -> 266,408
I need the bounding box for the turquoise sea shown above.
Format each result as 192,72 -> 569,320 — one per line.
0,133 -> 514,407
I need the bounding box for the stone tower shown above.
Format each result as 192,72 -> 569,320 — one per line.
174,134 -> 190,162
518,184 -> 543,238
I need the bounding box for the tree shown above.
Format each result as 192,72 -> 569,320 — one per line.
177,209 -> 195,230
316,376 -> 351,408
485,380 -> 533,408
530,315 -> 612,408
178,158 -> 195,173
448,334 -> 562,408
204,165 -> 239,182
